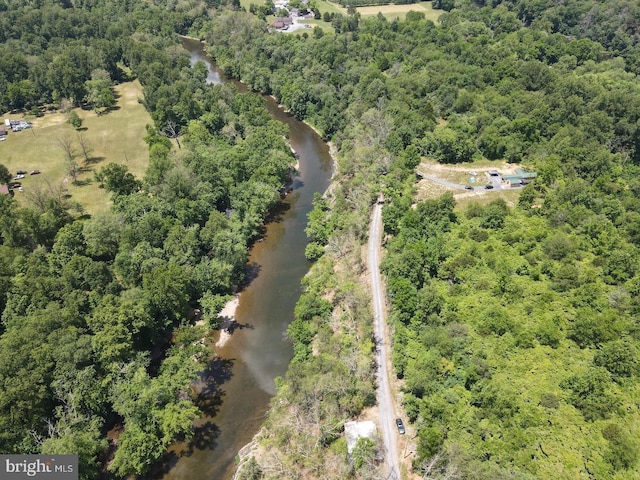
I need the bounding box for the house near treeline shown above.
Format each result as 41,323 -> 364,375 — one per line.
271,17 -> 293,30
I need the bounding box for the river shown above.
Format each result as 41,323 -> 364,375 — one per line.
152,38 -> 333,480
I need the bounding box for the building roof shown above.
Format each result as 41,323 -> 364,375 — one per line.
515,168 -> 538,178
502,174 -> 523,182
276,16 -> 293,24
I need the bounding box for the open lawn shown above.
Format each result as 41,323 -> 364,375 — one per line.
315,0 -> 347,16
304,18 -> 336,33
0,80 -> 151,215
239,0 -> 260,12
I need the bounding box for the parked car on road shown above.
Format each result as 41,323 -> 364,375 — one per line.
484,184 -> 494,189
396,418 -> 405,434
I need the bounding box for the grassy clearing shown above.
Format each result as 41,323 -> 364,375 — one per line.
312,1 -> 442,22
304,19 -> 336,33
0,80 -> 151,215
357,2 -> 442,22
315,0 -> 347,15
455,189 -> 522,210
416,176 -> 522,210
417,159 -> 513,184
415,159 -> 523,210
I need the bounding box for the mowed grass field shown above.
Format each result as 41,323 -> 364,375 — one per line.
313,1 -> 442,22
358,2 -> 442,22
0,81 -> 151,215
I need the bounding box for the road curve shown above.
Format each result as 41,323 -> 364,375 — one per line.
368,202 -> 400,480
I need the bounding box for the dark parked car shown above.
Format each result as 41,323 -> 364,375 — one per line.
465,185 -> 473,190
395,418 -> 405,435
484,184 -> 494,189
16,170 -> 27,175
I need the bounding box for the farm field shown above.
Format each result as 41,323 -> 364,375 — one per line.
356,2 -> 442,22
0,80 -> 151,215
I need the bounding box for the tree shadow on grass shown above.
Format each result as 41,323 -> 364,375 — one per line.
72,178 -> 92,187
101,105 -> 121,114
85,156 -> 106,165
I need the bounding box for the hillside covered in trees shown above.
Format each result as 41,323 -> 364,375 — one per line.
0,0 -> 296,478
190,2 -> 640,479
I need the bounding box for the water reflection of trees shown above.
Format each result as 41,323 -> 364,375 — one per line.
149,357 -> 234,477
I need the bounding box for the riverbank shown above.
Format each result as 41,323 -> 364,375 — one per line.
159,37 -> 334,480
215,296 -> 240,348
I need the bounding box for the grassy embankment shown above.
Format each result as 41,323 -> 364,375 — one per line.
0,80 -> 151,215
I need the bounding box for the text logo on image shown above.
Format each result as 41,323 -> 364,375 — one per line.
1,455 -> 78,479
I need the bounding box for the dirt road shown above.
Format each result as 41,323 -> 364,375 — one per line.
368,202 -> 401,480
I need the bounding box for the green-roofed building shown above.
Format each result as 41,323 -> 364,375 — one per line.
502,168 -> 537,187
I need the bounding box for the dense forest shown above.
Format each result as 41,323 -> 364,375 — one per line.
189,2 -> 640,479
0,0 -> 296,478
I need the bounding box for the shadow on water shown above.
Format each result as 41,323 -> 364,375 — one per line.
264,199 -> 292,224
150,356 -> 233,478
196,357 -> 234,401
154,421 -> 221,474
242,261 -> 262,287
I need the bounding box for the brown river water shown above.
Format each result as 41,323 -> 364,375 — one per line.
150,38 -> 333,480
